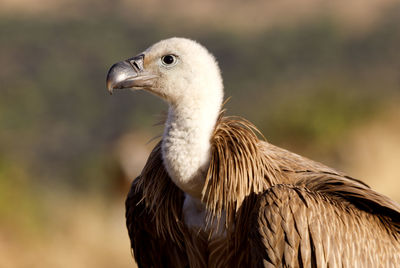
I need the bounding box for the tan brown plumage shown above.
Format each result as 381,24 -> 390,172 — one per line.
106,37 -> 400,267
126,115 -> 400,267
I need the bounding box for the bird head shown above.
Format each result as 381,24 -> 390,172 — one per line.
106,37 -> 224,107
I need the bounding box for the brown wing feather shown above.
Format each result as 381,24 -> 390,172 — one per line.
246,141 -> 400,267
125,142 -> 190,268
125,178 -> 188,268
125,142 -> 209,268
250,185 -> 400,267
262,141 -> 400,231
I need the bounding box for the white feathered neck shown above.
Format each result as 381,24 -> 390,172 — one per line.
161,89 -> 222,199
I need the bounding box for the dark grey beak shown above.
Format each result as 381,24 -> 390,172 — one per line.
106,54 -> 156,94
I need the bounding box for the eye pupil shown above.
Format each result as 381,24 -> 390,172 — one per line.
162,55 -> 175,65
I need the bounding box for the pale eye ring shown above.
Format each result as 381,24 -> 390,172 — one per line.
161,54 -> 177,66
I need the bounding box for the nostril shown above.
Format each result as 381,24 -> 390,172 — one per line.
127,54 -> 144,71
132,61 -> 140,70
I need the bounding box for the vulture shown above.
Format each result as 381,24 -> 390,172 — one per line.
106,37 -> 400,267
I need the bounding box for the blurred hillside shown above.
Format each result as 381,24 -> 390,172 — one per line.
1,0 -> 400,267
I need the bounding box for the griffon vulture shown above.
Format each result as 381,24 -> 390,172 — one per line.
106,37 -> 400,267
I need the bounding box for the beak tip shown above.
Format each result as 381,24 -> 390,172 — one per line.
106,84 -> 113,95
106,77 -> 115,95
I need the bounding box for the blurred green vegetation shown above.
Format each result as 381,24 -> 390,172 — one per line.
0,3 -> 399,251
0,156 -> 44,235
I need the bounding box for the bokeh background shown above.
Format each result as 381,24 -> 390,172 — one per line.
1,0 -> 400,267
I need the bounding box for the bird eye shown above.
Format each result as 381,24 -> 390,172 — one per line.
161,55 -> 177,66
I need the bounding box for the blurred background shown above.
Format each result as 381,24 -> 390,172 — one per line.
1,0 -> 399,267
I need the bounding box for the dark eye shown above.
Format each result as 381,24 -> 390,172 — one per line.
161,54 -> 177,66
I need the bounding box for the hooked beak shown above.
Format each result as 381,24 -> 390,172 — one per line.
106,54 -> 157,94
